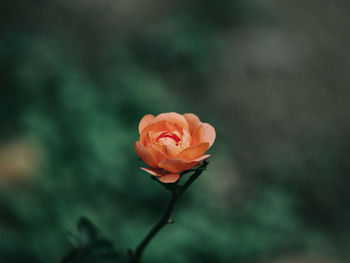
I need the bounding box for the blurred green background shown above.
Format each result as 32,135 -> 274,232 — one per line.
1,0 -> 350,262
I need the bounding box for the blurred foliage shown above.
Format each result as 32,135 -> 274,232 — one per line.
62,217 -> 120,263
1,0 -> 350,263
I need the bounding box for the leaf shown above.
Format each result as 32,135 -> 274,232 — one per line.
77,217 -> 98,246
61,216 -> 121,263
66,232 -> 81,248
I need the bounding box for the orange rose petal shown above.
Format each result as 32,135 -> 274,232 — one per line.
193,154 -> 210,162
176,142 -> 209,161
154,112 -> 188,130
134,141 -> 158,168
201,123 -> 216,147
158,158 -> 200,173
140,132 -> 151,147
191,125 -> 204,146
141,168 -> 181,183
191,123 -> 216,147
140,126 -> 153,146
148,121 -> 179,136
158,173 -> 180,183
165,144 -> 182,158
183,113 -> 201,134
146,131 -> 154,146
180,128 -> 191,149
140,167 -> 162,177
149,145 -> 167,163
152,142 -> 167,155
138,114 -> 155,134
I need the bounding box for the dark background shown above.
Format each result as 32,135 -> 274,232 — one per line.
1,0 -> 350,262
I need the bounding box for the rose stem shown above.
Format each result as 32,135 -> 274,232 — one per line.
130,160 -> 209,263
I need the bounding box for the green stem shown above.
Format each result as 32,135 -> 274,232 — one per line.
130,160 -> 208,263
130,191 -> 178,263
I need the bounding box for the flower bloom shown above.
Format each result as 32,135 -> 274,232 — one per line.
135,112 -> 215,183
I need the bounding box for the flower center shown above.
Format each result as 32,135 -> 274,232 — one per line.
156,132 -> 181,146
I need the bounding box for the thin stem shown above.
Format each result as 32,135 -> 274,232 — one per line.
131,192 -> 178,263
130,160 -> 209,263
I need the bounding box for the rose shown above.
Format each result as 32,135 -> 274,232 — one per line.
135,112 -> 216,183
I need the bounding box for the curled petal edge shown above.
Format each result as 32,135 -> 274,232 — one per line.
158,154 -> 210,173
135,141 -> 158,168
176,142 -> 209,161
191,123 -> 216,148
153,112 -> 189,130
183,113 -> 201,134
138,114 -> 155,134
140,168 -> 181,183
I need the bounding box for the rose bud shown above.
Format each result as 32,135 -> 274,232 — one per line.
135,112 -> 215,183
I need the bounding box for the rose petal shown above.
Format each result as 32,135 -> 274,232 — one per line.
153,112 -> 188,130
148,121 -> 180,136
176,142 -> 209,161
180,128 -> 191,149
158,158 -> 201,173
191,123 -> 216,147
138,114 -> 155,134
165,144 -> 182,158
183,113 -> 201,134
134,141 -> 158,168
141,168 -> 181,183
158,174 -> 180,183
193,154 -> 210,162
140,167 -> 162,177
191,125 -> 203,146
201,123 -> 216,147
148,145 -> 167,163
152,142 -> 167,155
140,127 -> 153,146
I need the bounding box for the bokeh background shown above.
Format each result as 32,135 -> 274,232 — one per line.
1,0 -> 350,262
